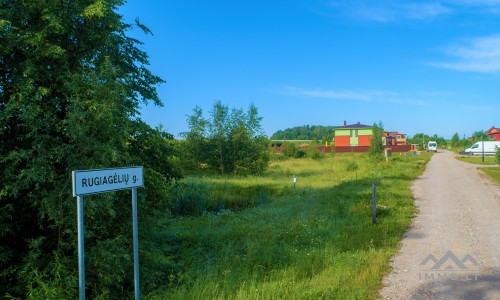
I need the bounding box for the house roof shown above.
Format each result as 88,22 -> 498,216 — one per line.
387,131 -> 406,137
334,123 -> 372,129
487,126 -> 500,134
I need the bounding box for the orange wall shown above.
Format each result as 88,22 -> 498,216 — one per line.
358,135 -> 372,147
335,136 -> 350,147
336,135 -> 373,146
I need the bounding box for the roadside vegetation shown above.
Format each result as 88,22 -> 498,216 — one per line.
480,149 -> 500,183
481,167 -> 500,184
455,156 -> 499,165
150,152 -> 433,299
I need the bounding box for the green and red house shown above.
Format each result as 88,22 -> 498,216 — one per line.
334,121 -> 411,153
334,121 -> 373,148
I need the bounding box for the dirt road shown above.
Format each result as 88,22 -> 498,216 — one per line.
379,150 -> 500,299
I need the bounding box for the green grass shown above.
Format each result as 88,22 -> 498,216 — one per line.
149,152 -> 432,299
481,167 -> 500,184
455,155 -> 499,165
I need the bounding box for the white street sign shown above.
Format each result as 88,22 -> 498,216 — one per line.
72,166 -> 143,196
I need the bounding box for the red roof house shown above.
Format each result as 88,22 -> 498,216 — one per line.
486,126 -> 500,141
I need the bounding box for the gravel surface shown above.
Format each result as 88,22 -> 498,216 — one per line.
379,150 -> 500,299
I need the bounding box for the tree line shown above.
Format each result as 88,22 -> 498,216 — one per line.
271,125 -> 336,142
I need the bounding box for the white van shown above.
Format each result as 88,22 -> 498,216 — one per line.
465,141 -> 500,156
427,141 -> 437,152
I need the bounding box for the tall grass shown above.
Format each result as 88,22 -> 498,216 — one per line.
150,152 -> 432,299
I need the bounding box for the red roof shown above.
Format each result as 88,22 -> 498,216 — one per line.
486,126 -> 500,134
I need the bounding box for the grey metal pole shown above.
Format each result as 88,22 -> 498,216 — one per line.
372,183 -> 376,225
132,188 -> 140,300
77,196 -> 85,300
482,133 -> 484,162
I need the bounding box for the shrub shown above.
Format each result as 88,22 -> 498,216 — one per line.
496,146 -> 500,165
345,160 -> 359,171
369,122 -> 385,162
281,142 -> 307,158
307,147 -> 326,160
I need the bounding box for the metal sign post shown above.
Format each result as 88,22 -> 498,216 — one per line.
77,195 -> 85,300
72,166 -> 144,300
132,187 -> 140,300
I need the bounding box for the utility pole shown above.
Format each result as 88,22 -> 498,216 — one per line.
482,131 -> 484,162
463,134 -> 465,153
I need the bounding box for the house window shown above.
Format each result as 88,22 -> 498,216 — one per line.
355,130 -> 358,137
350,130 -> 353,137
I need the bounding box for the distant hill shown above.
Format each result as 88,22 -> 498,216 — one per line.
271,125 -> 336,141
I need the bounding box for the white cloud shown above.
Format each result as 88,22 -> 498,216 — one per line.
430,34 -> 500,73
327,1 -> 452,22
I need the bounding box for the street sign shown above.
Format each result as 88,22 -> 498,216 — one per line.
72,166 -> 143,300
72,166 -> 143,196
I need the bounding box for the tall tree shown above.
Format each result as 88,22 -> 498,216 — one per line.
181,106 -> 207,172
208,101 -> 230,174
183,102 -> 269,175
0,1 -> 180,297
451,133 -> 460,147
369,122 -> 385,162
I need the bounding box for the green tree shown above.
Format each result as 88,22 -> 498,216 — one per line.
208,101 -> 230,174
185,102 -> 269,175
451,133 -> 460,147
369,122 -> 385,162
471,131 -> 490,142
181,106 -> 207,172
0,1 -> 180,297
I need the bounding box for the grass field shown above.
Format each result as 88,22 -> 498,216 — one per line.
455,155 -> 499,165
481,167 -> 500,184
150,152 -> 433,299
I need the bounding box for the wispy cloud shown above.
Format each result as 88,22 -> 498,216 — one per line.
327,1 -> 452,22
278,87 -> 430,106
324,0 -> 500,22
430,34 -> 500,73
461,104 -> 500,111
281,87 -> 394,101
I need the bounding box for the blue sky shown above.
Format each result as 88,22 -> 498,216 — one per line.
119,0 -> 500,139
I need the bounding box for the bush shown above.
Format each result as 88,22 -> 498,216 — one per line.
496,146 -> 500,165
369,122 -> 385,162
345,160 -> 359,171
281,142 -> 306,158
307,147 -> 326,160
170,181 -> 273,217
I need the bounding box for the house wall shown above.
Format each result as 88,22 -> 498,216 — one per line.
358,135 -> 372,146
335,128 -> 373,147
335,135 -> 350,147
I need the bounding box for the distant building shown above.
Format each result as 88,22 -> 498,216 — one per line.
334,121 -> 373,147
387,131 -> 407,145
486,126 -> 500,141
333,121 -> 411,153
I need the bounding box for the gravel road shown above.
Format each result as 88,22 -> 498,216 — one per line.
379,150 -> 500,299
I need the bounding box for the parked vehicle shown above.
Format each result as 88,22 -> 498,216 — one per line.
427,141 -> 437,152
464,141 -> 500,156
